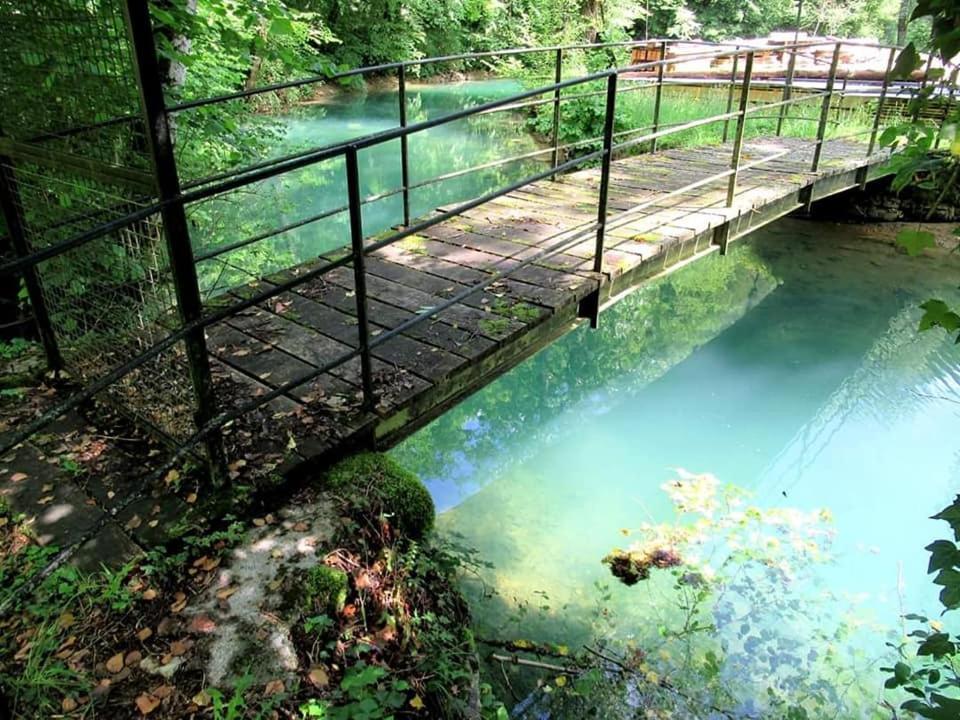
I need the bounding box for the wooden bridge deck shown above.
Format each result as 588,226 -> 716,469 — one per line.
204,135 -> 889,470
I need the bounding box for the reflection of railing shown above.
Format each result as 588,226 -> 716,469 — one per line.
0,8 -> 950,523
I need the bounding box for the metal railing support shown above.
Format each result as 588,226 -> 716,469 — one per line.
398,64 -> 411,226
867,47 -> 897,157
722,47 -> 740,143
590,72 -> 618,328
650,41 -> 667,153
810,42 -> 842,174
0,157 -> 63,370
551,48 -> 563,176
345,147 -> 376,410
124,0 -> 227,482
912,52 -> 936,122
833,72 -> 849,126
726,51 -> 755,210
776,47 -> 797,136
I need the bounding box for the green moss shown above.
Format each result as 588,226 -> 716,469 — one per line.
325,453 -> 435,539
303,564 -> 349,614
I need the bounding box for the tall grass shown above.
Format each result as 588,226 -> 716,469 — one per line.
530,82 -> 879,158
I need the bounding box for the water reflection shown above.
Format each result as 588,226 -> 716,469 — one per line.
391,218 -> 960,715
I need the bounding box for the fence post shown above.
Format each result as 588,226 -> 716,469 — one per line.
550,48 -> 563,177
345,147 -> 376,410
0,158 -> 63,370
935,67 -> 958,149
810,43 -> 842,174
725,51 -> 754,211
650,41 -> 667,153
722,47 -> 740,143
590,72 -> 618,327
776,45 -> 797,136
912,52 -> 935,123
123,0 -> 227,482
867,47 -> 897,158
398,64 -> 411,226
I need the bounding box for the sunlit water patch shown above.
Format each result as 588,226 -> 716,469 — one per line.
391,219 -> 960,717
191,79 -> 540,293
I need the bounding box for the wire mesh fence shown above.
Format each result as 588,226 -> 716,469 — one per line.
0,0 -> 200,443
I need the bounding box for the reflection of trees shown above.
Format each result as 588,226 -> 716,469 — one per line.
392,243 -> 780,492
763,293 -> 960,493
192,81 -> 541,294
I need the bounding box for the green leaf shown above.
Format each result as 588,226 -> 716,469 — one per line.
893,43 -> 922,80
895,661 -> 912,683
896,229 -> 937,256
927,540 -> 960,573
919,300 -> 960,334
269,17 -> 296,36
918,632 -> 957,658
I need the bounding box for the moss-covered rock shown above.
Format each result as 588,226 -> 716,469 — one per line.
324,453 -> 435,539
303,564 -> 349,614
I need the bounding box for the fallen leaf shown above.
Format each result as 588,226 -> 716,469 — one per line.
163,469 -> 180,486
125,651 -> 142,667
169,640 -> 191,656
410,695 -> 425,710
252,518 -> 265,527
135,693 -> 160,715
170,593 -> 187,613
137,628 -> 153,642
37,495 -> 54,505
185,493 -> 197,504
9,472 -> 27,482
62,697 -> 78,712
292,522 -> 310,532
41,484 -> 53,492
189,615 -> 217,634
125,515 -> 142,530
215,586 -> 238,601
142,589 -> 157,601
264,679 -> 285,695
152,685 -> 174,699
106,653 -> 124,674
192,689 -> 211,707
307,666 -> 329,688
58,612 -> 75,628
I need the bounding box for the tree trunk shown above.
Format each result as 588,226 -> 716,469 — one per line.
897,0 -> 913,45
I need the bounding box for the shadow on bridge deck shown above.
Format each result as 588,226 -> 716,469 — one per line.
204,135 -> 890,471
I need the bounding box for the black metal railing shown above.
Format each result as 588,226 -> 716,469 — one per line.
1,4 -> 953,518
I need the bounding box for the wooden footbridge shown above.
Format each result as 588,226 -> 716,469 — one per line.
0,4 -> 935,508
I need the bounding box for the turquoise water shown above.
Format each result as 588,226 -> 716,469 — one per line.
191,80 -> 540,293
391,219 -> 960,717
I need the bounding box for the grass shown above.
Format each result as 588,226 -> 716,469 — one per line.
532,81 -> 882,158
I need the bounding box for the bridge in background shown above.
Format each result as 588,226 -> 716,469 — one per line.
0,0 -> 948,526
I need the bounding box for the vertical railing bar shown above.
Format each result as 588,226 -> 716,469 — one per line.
935,67 -> 958,149
834,71 -> 849,125
345,147 -> 376,411
398,64 -> 411,227
650,41 -> 667,153
912,52 -> 936,122
723,47 -> 741,143
726,51 -> 754,209
0,157 -> 63,370
550,48 -> 563,178
867,47 -> 897,157
592,72 -> 619,317
776,46 -> 797,136
123,0 -> 227,482
810,42 -> 842,173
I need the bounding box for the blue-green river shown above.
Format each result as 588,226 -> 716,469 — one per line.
392,220 -> 960,717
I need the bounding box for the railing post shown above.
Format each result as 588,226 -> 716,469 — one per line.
935,67 -> 958,149
834,71 -> 849,125
810,42 -> 842,173
912,52 -> 935,123
722,46 -> 740,143
590,72 -> 618,328
650,41 -> 667,153
867,47 -> 897,158
345,147 -> 376,411
550,48 -> 563,177
124,0 -> 227,482
0,158 -> 63,370
726,50 -> 754,211
776,45 -> 797,136
398,64 -> 411,226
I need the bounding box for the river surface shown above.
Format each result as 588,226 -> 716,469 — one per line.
192,79 -> 538,293
391,220 -> 960,717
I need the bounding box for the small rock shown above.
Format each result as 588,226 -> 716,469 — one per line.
139,656 -> 185,680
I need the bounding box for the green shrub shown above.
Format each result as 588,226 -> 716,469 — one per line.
324,453 -> 435,539
303,565 -> 349,615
